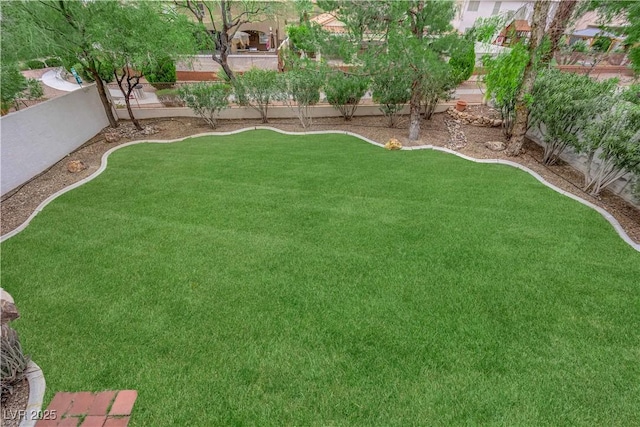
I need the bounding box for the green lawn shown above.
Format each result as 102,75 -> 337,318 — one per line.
2,130 -> 639,426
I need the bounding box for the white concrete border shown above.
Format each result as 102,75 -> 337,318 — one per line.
19,361 -> 46,427
1,127 -> 638,252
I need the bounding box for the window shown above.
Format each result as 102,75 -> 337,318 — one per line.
467,1 -> 480,12
197,2 -> 205,15
492,1 -> 502,15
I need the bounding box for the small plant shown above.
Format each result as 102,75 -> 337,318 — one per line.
156,88 -> 184,107
178,83 -> 231,128
324,71 -> 369,121
571,40 -> 589,53
25,78 -> 44,100
1,326 -> 30,396
145,57 -> 177,90
233,68 -> 279,123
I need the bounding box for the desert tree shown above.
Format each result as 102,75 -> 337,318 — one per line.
0,1 -> 120,127
174,0 -> 285,81
95,1 -> 196,130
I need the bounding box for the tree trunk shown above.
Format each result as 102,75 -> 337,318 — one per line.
540,0 -> 578,67
507,0 -> 550,156
89,69 -> 118,128
124,96 -> 143,131
408,89 -> 422,141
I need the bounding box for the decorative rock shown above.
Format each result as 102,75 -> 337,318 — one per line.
0,288 -> 19,324
67,160 -> 87,173
385,138 -> 402,150
104,131 -> 121,143
485,140 -> 506,151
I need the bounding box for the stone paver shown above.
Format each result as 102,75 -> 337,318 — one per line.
35,390 -> 137,427
88,391 -> 117,416
103,418 -> 130,427
108,391 -> 137,416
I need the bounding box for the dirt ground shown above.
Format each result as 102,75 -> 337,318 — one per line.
1,377 -> 29,427
2,112 -> 638,244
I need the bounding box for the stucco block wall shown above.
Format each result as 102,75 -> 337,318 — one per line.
1,84 -> 109,196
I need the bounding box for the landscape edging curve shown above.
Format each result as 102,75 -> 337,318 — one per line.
1,126 -> 638,252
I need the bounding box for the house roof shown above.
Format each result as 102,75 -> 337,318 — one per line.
499,20 -> 531,36
310,13 -> 348,34
570,27 -> 621,39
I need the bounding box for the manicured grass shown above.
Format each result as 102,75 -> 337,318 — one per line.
2,130 -> 639,426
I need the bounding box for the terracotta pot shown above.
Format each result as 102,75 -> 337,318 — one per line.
456,100 -> 468,112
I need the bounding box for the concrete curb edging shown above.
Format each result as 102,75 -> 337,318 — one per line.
1,126 -> 638,252
19,361 -> 46,427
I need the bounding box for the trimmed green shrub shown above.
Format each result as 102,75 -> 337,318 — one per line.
25,59 -> 46,70
178,83 -> 231,128
280,62 -> 324,128
145,57 -> 177,90
372,71 -> 410,127
44,57 -> 63,67
324,71 -> 369,121
233,68 -> 279,123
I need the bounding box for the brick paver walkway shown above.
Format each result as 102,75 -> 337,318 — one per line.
35,390 -> 137,427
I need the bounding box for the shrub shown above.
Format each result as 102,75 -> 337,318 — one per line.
449,41 -> 475,84
145,57 -> 177,90
482,42 -> 529,138
529,69 -> 617,165
371,71 -> 410,127
156,88 -> 184,107
1,63 -> 27,113
1,326 -> 30,396
581,100 -> 640,196
280,62 -> 324,128
324,71 -> 369,121
233,68 -> 279,123
45,57 -> 63,67
571,40 -> 589,53
25,78 -> 44,100
25,59 -> 46,70
178,83 -> 231,128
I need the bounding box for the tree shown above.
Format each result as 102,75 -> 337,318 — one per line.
540,0 -> 579,66
233,68 -> 280,123
314,0 -> 460,141
95,2 -> 195,131
174,0 -> 281,81
529,69 -> 617,165
507,0 -> 551,156
179,82 -> 231,128
1,1 -> 120,127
